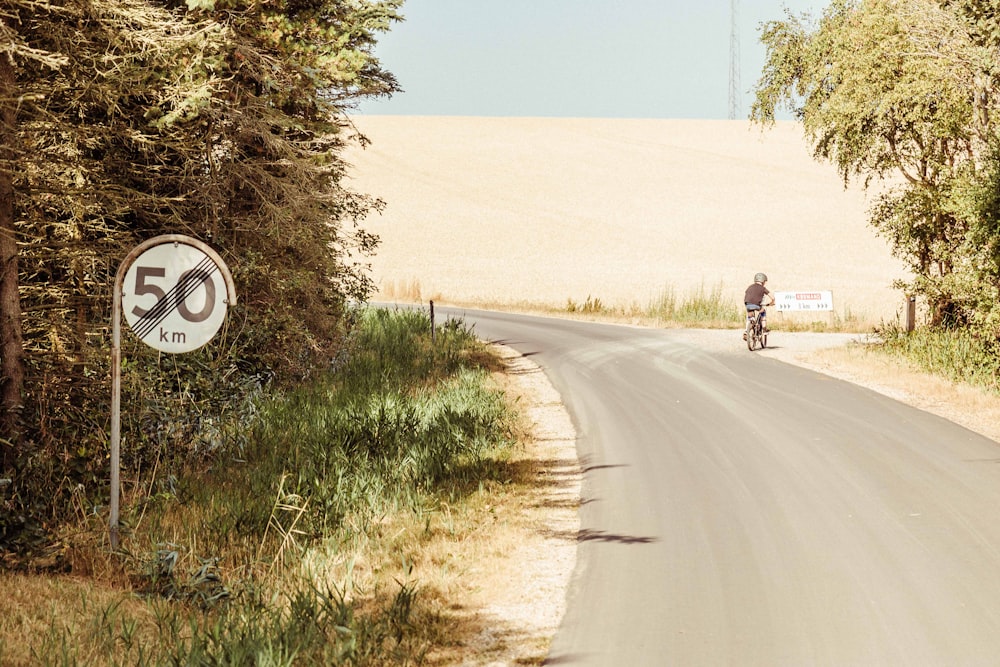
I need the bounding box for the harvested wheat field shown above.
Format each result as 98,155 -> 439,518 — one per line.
344,116 -> 909,325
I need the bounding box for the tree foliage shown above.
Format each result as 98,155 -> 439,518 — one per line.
0,0 -> 400,554
751,0 -> 1000,329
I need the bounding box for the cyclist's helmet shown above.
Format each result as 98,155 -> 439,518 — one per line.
754,272 -> 768,283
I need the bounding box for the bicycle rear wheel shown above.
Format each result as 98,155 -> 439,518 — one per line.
746,319 -> 756,351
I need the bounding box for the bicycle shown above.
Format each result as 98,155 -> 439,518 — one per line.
745,308 -> 768,351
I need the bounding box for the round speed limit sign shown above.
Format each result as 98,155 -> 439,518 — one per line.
121,236 -> 236,353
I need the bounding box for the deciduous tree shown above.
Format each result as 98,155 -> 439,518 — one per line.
751,0 -> 1000,328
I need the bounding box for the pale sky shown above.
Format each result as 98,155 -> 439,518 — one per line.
358,1 -> 829,120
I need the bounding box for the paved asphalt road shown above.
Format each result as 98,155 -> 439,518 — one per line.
430,305 -> 1000,666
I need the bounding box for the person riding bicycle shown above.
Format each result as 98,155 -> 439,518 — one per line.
743,272 -> 774,340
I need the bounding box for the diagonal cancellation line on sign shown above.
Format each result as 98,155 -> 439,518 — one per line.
132,257 -> 218,340
132,256 -> 218,340
132,256 -> 219,340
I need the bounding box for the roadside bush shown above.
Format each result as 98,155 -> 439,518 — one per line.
11,307 -> 517,665
242,307 -> 512,536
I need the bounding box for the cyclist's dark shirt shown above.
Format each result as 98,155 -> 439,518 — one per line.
744,283 -> 769,306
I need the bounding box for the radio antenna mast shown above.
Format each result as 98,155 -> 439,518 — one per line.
728,0 -> 741,119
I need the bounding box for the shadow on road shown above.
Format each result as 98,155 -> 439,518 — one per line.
577,529 -> 658,545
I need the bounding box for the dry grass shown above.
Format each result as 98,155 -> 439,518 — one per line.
345,116 -> 910,325
0,569 -> 165,666
379,277 -> 443,304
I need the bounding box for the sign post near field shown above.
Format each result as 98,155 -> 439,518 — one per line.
110,235 -> 236,549
773,290 -> 835,326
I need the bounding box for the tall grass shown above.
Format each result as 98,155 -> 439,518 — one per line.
561,284 -> 869,332
25,579 -> 430,666
562,284 -> 742,327
17,306 -> 516,666
565,295 -> 605,314
645,283 -> 742,326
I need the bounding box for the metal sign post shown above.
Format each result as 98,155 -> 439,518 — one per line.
110,235 -> 236,549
